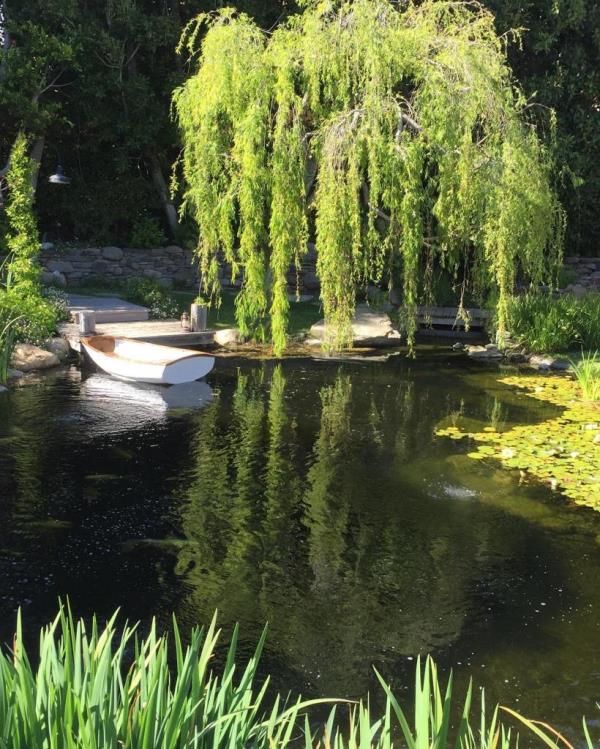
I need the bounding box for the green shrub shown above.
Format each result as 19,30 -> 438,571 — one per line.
506,291 -> 600,353
129,216 -> 167,249
122,277 -> 179,319
0,135 -> 61,379
41,286 -> 70,323
557,265 -> 580,289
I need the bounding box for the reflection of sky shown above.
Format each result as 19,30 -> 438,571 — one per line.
55,374 -> 213,435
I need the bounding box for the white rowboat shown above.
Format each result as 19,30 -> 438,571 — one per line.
81,335 -> 215,385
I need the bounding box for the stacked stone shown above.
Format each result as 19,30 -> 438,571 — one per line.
563,256 -> 600,296
39,244 -> 199,289
218,242 -> 320,295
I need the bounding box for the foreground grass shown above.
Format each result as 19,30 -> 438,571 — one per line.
0,606 -> 597,749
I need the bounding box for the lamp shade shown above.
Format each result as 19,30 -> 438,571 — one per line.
48,164 -> 71,186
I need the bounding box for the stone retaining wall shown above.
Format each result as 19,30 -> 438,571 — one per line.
40,244 -> 199,289
217,242 -> 320,293
563,256 -> 600,294
38,245 -> 600,298
39,243 -> 321,293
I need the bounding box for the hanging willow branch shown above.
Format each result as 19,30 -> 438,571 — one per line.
173,0 -> 564,355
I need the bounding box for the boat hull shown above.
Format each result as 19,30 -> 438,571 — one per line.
81,336 -> 215,385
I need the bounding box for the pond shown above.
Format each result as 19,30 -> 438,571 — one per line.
0,351 -> 599,734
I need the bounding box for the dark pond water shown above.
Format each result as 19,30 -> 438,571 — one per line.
0,351 -> 599,733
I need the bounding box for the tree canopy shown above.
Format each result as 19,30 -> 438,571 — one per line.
488,0 -> 600,257
174,0 -> 563,353
1,0 -> 596,262
0,0 -> 295,244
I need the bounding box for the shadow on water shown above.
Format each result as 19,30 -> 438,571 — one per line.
0,354 -> 599,732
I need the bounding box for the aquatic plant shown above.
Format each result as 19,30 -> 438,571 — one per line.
505,291 -> 600,353
503,706 -> 598,749
571,351 -> 600,402
174,0 -> 563,355
0,605 -> 325,749
436,375 -> 600,509
0,313 -> 21,384
2,604 -> 596,749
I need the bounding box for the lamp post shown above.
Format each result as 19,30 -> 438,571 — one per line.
0,1 -> 71,201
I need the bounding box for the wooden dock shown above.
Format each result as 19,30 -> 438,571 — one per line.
415,306 -> 490,339
67,294 -> 149,323
60,320 -> 216,352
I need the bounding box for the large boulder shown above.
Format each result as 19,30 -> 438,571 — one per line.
46,260 -> 73,273
466,344 -> 503,360
91,260 -> 109,274
102,246 -> 124,261
11,344 -> 60,372
51,270 -> 67,287
214,328 -> 242,346
44,337 -> 71,361
309,305 -> 403,347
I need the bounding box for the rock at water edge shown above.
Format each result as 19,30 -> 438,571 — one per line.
11,344 -> 60,372
214,328 -> 242,346
45,337 -> 71,361
466,344 -> 503,359
309,304 -> 403,347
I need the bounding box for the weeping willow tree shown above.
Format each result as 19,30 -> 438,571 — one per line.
174,0 -> 563,354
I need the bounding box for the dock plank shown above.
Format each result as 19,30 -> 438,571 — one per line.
60,320 -> 216,352
67,295 -> 149,324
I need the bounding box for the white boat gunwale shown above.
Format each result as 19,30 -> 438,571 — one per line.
81,335 -> 215,385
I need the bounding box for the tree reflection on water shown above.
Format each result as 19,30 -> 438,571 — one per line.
176,364 -> 522,695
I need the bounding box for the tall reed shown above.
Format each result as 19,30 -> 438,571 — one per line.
0,606 -> 595,749
506,291 -> 600,353
0,315 -> 20,384
570,351 -> 600,402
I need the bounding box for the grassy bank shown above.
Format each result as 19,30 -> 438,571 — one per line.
68,282 -> 323,336
0,606 -> 595,749
506,291 -> 600,354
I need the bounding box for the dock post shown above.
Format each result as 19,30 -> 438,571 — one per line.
190,304 -> 207,332
79,310 -> 96,335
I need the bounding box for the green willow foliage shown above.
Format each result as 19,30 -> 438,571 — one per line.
0,134 -> 57,383
0,134 -> 57,380
174,0 -> 563,354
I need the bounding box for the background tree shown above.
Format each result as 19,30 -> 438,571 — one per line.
0,0 -> 79,191
174,0 -> 563,353
1,0 -> 595,259
0,0 -> 295,243
488,0 -> 600,256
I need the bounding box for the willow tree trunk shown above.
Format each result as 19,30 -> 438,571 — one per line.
150,154 -> 180,238
29,135 -> 45,190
